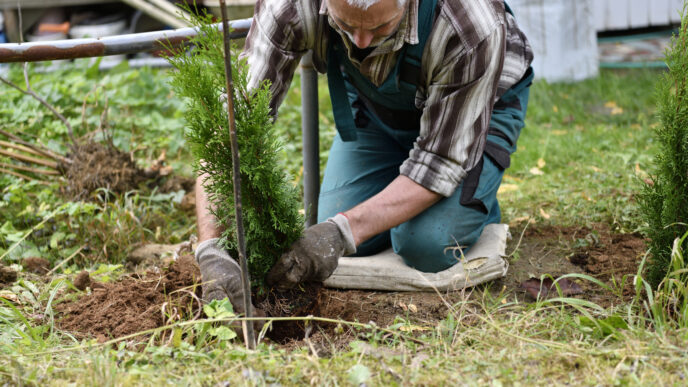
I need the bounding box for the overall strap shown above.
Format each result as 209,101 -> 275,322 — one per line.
327,0 -> 438,141
397,0 -> 439,88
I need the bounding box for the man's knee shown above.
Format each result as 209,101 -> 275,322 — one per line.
391,213 -> 486,273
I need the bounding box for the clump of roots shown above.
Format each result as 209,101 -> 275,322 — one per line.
62,142 -> 149,199
0,128 -> 169,200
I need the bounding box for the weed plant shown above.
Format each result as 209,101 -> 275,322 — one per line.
639,7 -> 688,287
165,12 -> 303,286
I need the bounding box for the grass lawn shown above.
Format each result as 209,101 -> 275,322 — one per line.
1,61 -> 687,385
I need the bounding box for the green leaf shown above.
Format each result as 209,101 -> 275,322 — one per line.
172,328 -> 183,348
203,298 -> 235,319
347,364 -> 371,385
50,231 -> 66,249
208,326 -> 237,341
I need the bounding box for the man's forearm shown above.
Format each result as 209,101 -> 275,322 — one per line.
343,175 -> 443,246
196,173 -> 223,242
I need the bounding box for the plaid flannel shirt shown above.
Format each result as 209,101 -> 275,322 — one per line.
241,0 -> 533,197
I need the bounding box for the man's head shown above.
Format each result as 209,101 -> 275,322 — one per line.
327,0 -> 410,49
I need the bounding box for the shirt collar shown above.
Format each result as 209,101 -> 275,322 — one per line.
320,0 -> 419,55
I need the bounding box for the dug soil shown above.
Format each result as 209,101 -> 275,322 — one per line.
56,254 -> 322,343
56,254 -> 203,342
56,223 -> 646,344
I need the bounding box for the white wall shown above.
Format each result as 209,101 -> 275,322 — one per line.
593,0 -> 683,31
510,0 -> 599,82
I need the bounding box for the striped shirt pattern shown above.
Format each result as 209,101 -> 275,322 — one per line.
242,0 -> 533,197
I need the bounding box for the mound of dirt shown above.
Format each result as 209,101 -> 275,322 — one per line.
0,265 -> 17,286
73,270 -> 92,291
57,251 -> 322,343
57,254 -> 201,341
21,257 -> 51,275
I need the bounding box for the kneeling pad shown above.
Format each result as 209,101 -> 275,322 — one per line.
323,223 -> 510,291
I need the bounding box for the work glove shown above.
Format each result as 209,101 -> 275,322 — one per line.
195,238 -> 259,318
266,214 -> 356,290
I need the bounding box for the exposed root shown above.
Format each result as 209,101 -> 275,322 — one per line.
62,142 -> 148,199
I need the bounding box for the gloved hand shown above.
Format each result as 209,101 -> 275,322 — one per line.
195,238 -> 259,318
266,214 -> 356,289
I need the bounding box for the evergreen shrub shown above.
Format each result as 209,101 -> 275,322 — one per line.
166,12 -> 303,287
639,5 -> 688,287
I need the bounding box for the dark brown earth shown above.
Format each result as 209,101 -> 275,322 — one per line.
73,271 -> 92,291
0,265 -> 18,286
313,222 -> 647,337
56,223 -> 647,344
57,254 -> 202,341
21,257 -> 51,275
257,283 -> 322,343
502,223 -> 646,306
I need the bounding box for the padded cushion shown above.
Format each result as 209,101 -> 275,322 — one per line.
324,224 -> 510,291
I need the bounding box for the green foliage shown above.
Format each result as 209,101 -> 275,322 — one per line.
635,231 -> 688,330
639,7 -> 688,287
165,12 -> 303,286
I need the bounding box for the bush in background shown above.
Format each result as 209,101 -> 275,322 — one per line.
639,6 -> 688,287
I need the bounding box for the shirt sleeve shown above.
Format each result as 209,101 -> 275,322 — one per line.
400,21 -> 506,197
240,0 -> 315,116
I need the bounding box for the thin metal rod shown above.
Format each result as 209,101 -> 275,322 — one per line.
300,52 -> 320,227
218,0 -> 255,350
0,19 -> 252,63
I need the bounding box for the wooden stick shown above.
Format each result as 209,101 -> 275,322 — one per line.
0,149 -> 58,169
120,0 -> 190,29
0,162 -> 60,176
146,0 -> 193,23
219,0 -> 256,350
0,167 -> 48,184
46,246 -> 85,276
0,139 -> 46,158
0,128 -> 70,164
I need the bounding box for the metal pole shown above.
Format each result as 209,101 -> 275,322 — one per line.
218,1 -> 255,350
300,52 -> 319,227
0,19 -> 252,63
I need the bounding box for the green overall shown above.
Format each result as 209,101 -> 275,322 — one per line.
322,0 -> 533,272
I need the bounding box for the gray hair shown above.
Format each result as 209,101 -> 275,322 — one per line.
344,0 -> 408,11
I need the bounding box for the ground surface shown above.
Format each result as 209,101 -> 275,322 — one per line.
52,222 -> 646,347
2,63 -> 685,385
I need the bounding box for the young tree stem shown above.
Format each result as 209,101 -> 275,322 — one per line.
219,0 -> 256,350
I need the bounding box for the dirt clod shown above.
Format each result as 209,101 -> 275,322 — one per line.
73,271 -> 91,291
0,265 -> 18,286
521,277 -> 583,299
22,257 -> 51,275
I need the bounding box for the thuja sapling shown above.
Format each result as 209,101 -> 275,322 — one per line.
639,5 -> 688,288
166,12 -> 303,289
